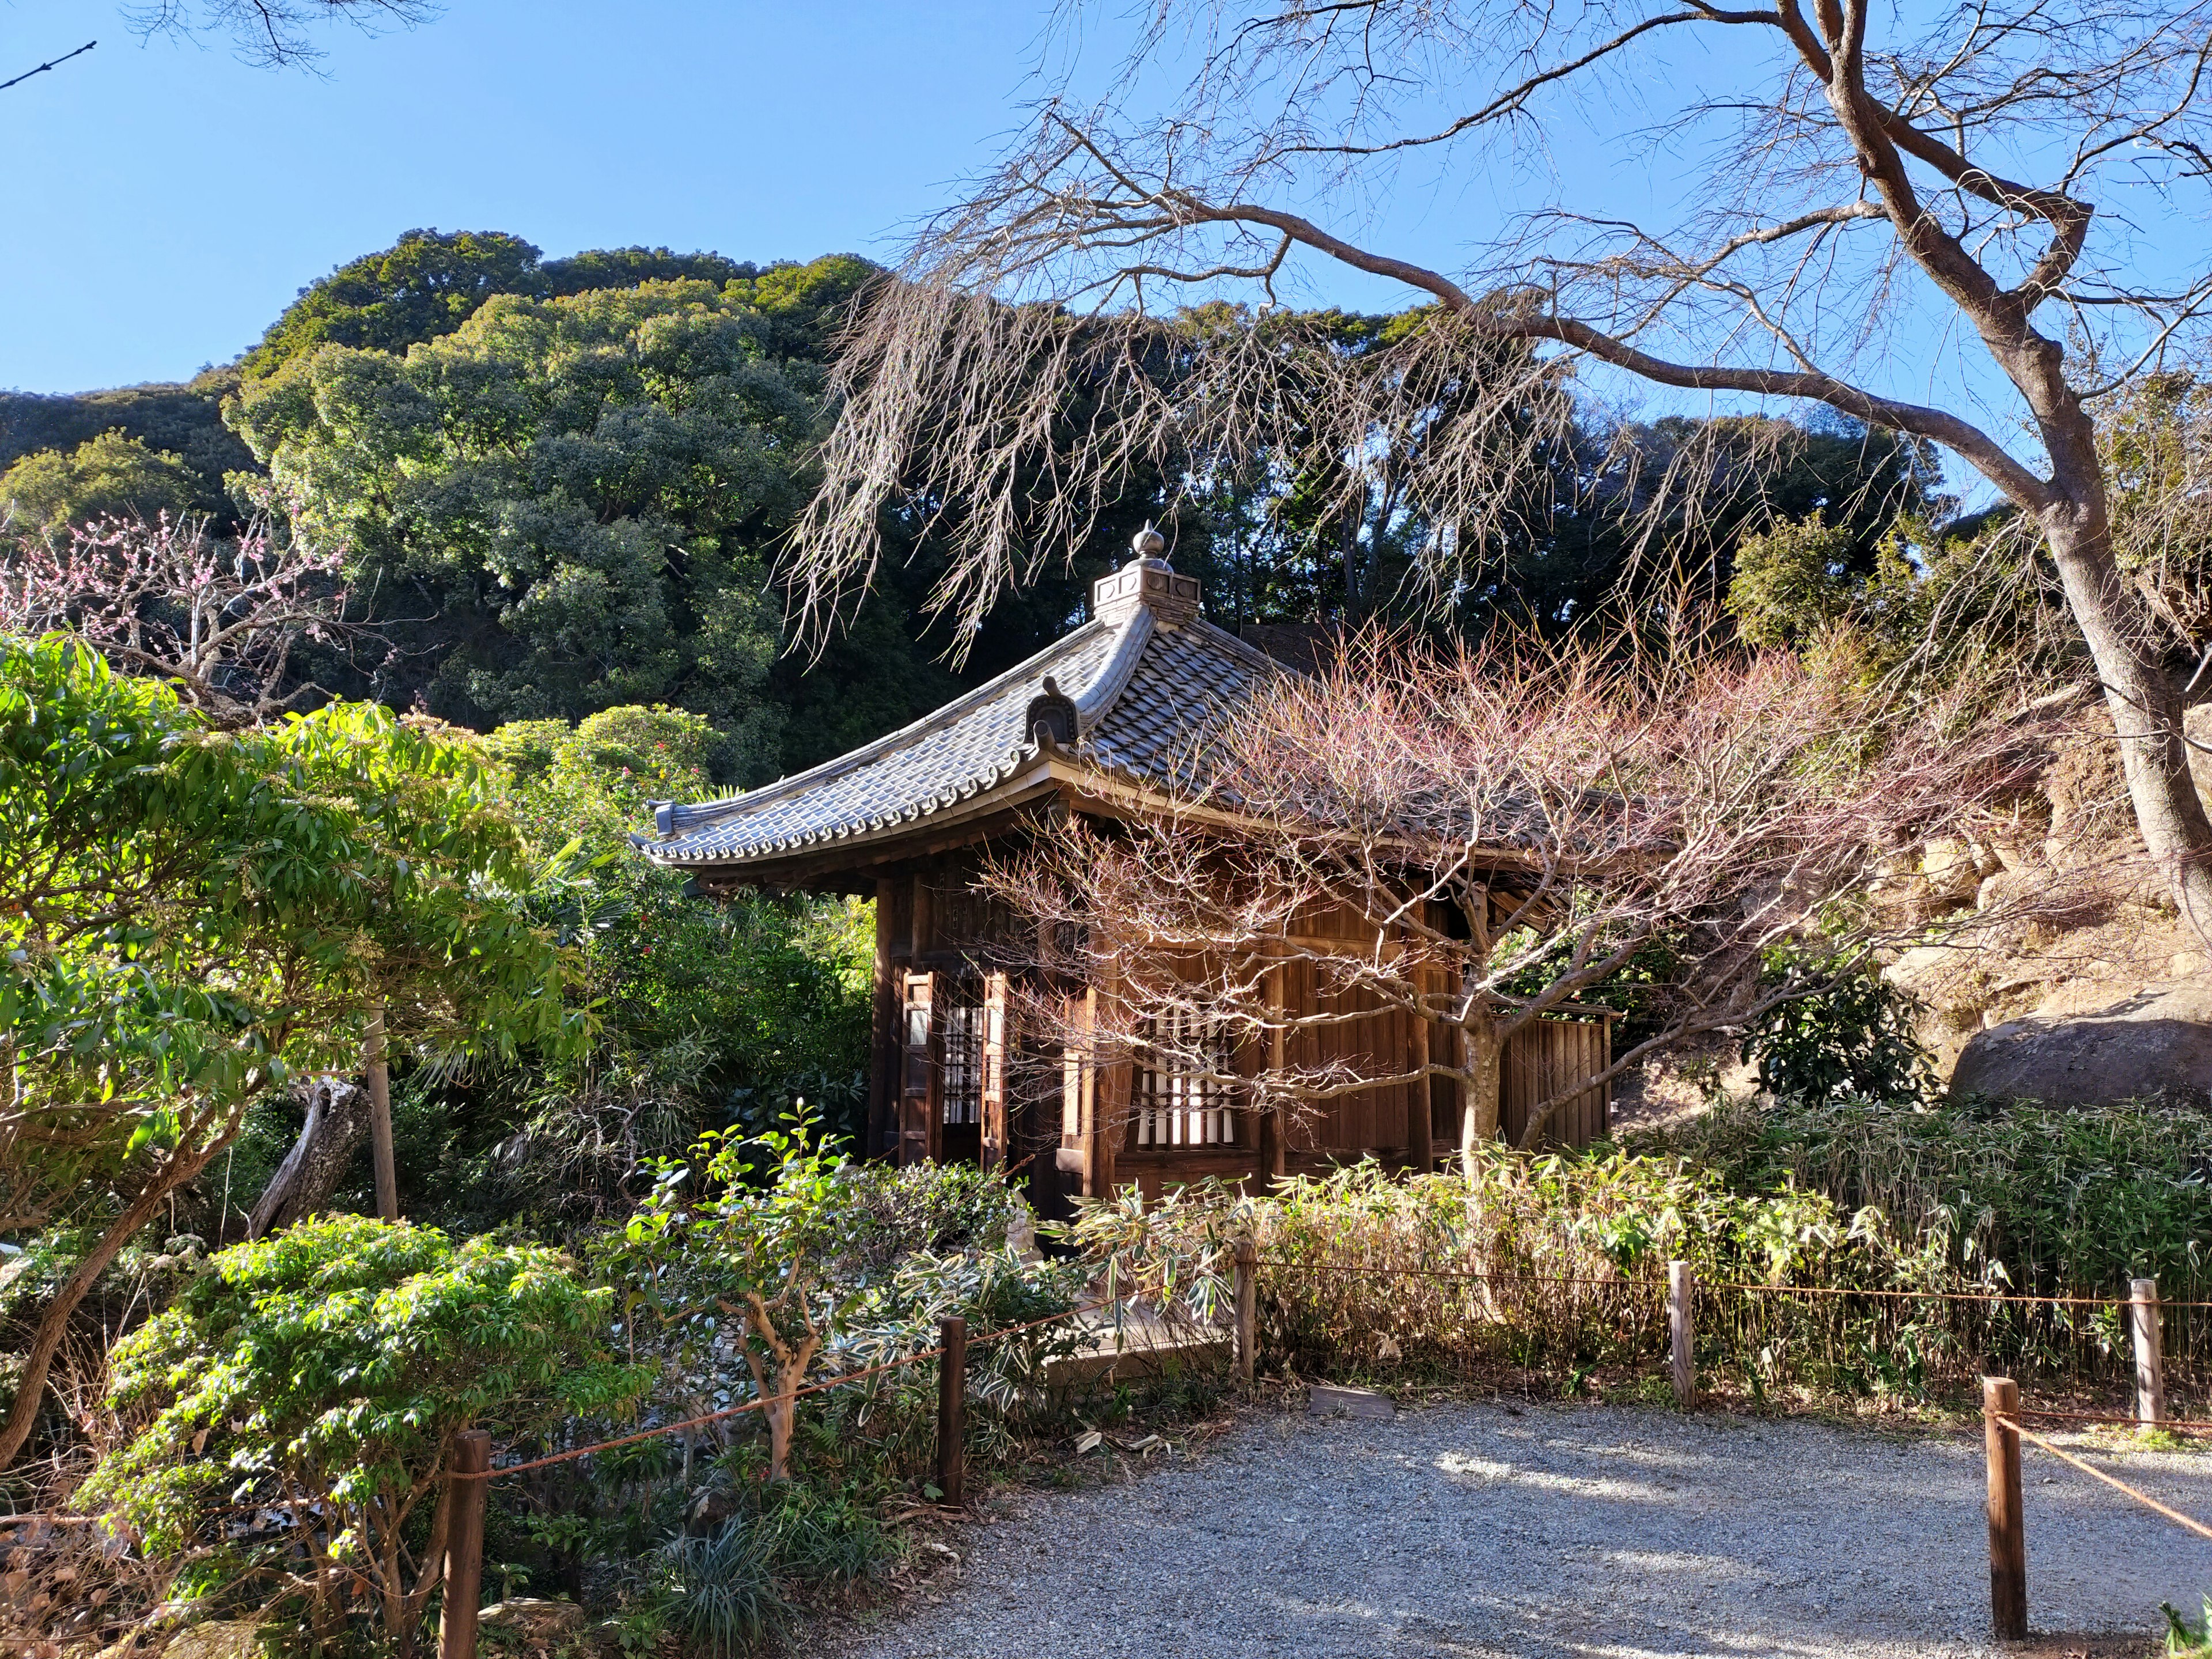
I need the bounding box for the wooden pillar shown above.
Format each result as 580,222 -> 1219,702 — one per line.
2131,1278 -> 2167,1426
1406,987 -> 1433,1173
980,972 -> 1009,1171
1062,988 -> 1097,1193
1983,1376 -> 2028,1641
910,871 -> 933,958
437,1430 -> 490,1659
868,877 -> 900,1161
1234,1237 -> 1257,1387
899,971 -> 938,1167
1093,1048 -> 1126,1199
1262,964 -> 1288,1183
365,1005 -> 397,1222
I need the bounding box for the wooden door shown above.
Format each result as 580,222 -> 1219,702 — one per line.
980,972 -> 1009,1171
1059,987 -> 1096,1192
900,970 -> 937,1166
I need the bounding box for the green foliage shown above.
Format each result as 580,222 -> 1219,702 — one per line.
241,229 -> 547,382
0,633 -> 579,1463
2166,1597 -> 2212,1654
825,1161 -> 1025,1279
611,1116 -> 868,1480
84,1216 -> 649,1650
0,370 -> 254,525
1726,512 -> 1870,650
1065,1122 -> 2207,1404
1,637 -> 560,1226
602,1119 -> 1077,1485
1061,1156 -> 1893,1383
0,432 -> 201,544
647,1521 -> 788,1657
412,708 -> 868,1230
1741,947 -> 1937,1106
236,276 -> 828,741
1654,1094 -> 2212,1300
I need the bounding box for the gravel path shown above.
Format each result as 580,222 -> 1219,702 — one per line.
834,1400 -> 2212,1658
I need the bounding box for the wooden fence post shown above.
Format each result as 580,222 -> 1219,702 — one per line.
937,1316 -> 967,1509
1234,1237 -> 1257,1388
1983,1376 -> 2028,1642
2131,1277 -> 2167,1427
1668,1261 -> 1695,1407
437,1429 -> 490,1659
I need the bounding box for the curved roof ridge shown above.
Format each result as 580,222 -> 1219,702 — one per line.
660,611 -> 1128,836
1069,607 -> 1153,728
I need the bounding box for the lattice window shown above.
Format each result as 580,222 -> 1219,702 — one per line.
1135,1007 -> 1237,1147
940,994 -> 983,1127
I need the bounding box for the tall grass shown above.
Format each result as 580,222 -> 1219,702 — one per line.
1638,1096 -> 2212,1299
1067,1103 -> 2212,1406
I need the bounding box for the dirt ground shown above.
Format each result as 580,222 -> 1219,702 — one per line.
831,1397 -> 2205,1658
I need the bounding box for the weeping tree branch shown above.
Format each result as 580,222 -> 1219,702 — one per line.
789,0 -> 2212,948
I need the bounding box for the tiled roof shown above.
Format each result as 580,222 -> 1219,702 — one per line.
639,560 -> 1285,870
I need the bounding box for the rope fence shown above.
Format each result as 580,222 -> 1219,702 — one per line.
1982,1378 -> 2212,1641
1235,1246 -> 2212,1407
426,1294 -> 1119,1656
29,1250 -> 2212,1659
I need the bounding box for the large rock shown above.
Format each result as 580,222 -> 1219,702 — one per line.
1951,978 -> 2212,1105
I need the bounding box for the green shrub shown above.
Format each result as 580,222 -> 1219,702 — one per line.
1063,1128 -> 2205,1403
652,1521 -> 788,1658
84,1217 -> 651,1655
827,1160 -> 1027,1278
1646,1093 -> 2212,1299
604,1115 -> 1080,1490
1740,946 -> 1936,1105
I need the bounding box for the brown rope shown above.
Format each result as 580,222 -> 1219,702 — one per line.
1709,1280 -> 2211,1309
1254,1257 -> 2212,1309
460,1297 -> 1115,1481
1995,1415 -> 2212,1543
1254,1259 -> 1657,1290
2014,1405 -> 2212,1434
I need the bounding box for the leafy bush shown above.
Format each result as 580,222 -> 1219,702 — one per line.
394,709 -> 870,1232
827,1161 -> 1028,1278
1063,1125 -> 2210,1404
650,1520 -> 788,1658
1648,1093 -> 2212,1300
1062,1155 -> 1897,1384
84,1217 -> 651,1655
605,1117 -> 1078,1487
1740,946 -> 1937,1106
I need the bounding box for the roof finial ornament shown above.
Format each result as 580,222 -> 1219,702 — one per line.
1093,521 -> 1199,624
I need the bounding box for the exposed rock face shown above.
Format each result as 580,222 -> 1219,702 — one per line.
1951,979 -> 2212,1105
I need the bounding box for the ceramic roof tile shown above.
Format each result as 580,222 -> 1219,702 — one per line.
640,603 -> 1283,870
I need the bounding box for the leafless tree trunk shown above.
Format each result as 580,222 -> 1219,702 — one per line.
249,1075 -> 372,1239
0,1098 -> 246,1467
790,0 -> 2212,945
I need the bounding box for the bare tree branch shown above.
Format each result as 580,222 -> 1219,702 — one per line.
790,0 -> 2212,948
0,41 -> 96,93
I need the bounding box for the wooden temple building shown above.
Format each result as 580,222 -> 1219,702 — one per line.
639,536 -> 1608,1219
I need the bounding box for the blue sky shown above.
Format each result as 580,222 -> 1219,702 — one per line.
0,2 -> 1078,391
1,0 -> 1675,394
5,0 -> 2186,518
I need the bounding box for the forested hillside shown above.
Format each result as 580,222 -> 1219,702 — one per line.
2,227 -> 1942,785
